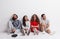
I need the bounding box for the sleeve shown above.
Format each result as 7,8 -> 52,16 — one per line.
47,20 -> 49,24
26,21 -> 30,29
17,20 -> 22,29
8,21 -> 15,31
40,19 -> 43,24
22,25 -> 26,29
22,21 -> 30,29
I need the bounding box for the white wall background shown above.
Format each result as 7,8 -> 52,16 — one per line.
0,0 -> 60,33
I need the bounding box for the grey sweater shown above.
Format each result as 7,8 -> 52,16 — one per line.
8,19 -> 22,31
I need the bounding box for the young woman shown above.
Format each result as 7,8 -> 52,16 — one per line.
22,15 -> 30,35
30,14 -> 40,35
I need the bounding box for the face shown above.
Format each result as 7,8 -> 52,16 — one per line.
25,16 -> 28,21
13,15 -> 18,20
33,15 -> 36,21
42,15 -> 46,20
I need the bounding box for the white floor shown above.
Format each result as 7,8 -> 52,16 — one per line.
0,31 -> 60,39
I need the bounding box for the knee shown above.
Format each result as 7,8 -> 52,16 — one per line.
40,26 -> 44,32
45,29 -> 51,34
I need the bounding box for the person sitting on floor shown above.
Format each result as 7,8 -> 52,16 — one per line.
8,14 -> 22,34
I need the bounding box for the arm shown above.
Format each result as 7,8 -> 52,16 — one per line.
46,22 -> 49,28
8,21 -> 16,32
17,20 -> 22,29
26,21 -> 30,30
46,20 -> 50,28
22,25 -> 26,29
31,24 -> 39,28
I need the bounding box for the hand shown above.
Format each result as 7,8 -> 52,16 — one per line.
12,29 -> 16,32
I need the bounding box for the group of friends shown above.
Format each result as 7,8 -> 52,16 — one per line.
8,14 -> 51,36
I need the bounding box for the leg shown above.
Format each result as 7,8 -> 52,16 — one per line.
27,30 -> 30,35
40,23 -> 46,32
45,29 -> 51,34
33,28 -> 39,35
40,26 -> 44,32
21,29 -> 25,35
36,29 -> 39,35
33,28 -> 36,35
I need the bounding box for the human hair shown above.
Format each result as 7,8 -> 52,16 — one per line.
41,14 -> 45,17
12,14 -> 18,20
22,15 -> 29,27
30,14 -> 40,24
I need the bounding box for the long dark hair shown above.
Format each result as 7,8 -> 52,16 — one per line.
22,15 -> 29,27
30,14 -> 40,24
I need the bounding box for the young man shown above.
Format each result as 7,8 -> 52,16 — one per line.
40,14 -> 51,34
8,14 -> 22,34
